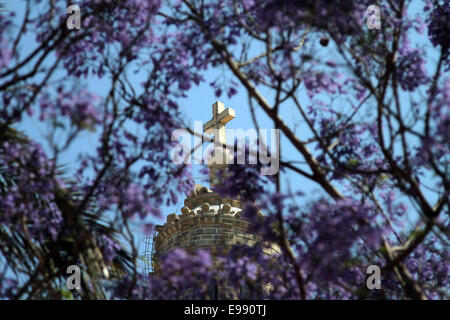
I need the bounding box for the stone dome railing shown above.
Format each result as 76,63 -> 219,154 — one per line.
152,185 -> 280,264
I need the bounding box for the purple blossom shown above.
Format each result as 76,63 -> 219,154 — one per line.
396,49 -> 429,91
204,140 -> 274,202
0,140 -> 63,242
148,249 -> 215,299
99,235 -> 121,263
427,2 -> 450,64
39,87 -> 101,127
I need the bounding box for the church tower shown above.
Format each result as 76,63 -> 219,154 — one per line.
147,101 -> 280,299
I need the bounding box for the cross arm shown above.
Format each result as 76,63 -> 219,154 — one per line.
203,107 -> 235,132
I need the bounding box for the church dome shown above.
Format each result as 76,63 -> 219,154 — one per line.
152,184 -> 280,267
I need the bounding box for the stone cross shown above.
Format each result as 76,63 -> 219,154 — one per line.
203,101 -> 235,183
203,100 -> 235,142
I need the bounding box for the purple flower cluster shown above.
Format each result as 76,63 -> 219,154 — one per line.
303,71 -> 344,99
241,0 -> 370,42
219,245 -> 300,300
148,248 -> 215,299
285,198 -> 383,285
413,77 -> 450,173
0,13 -> 13,70
76,156 -> 165,220
0,140 -> 63,242
396,49 -> 429,91
110,273 -> 151,300
205,142 -> 274,202
0,38 -> 12,71
140,245 -> 300,300
306,107 -> 382,179
99,235 -> 121,263
34,0 -> 162,78
401,235 -> 450,299
38,86 -> 101,128
426,1 -> 450,64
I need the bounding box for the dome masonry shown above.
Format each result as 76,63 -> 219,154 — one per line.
152,183 -> 280,266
